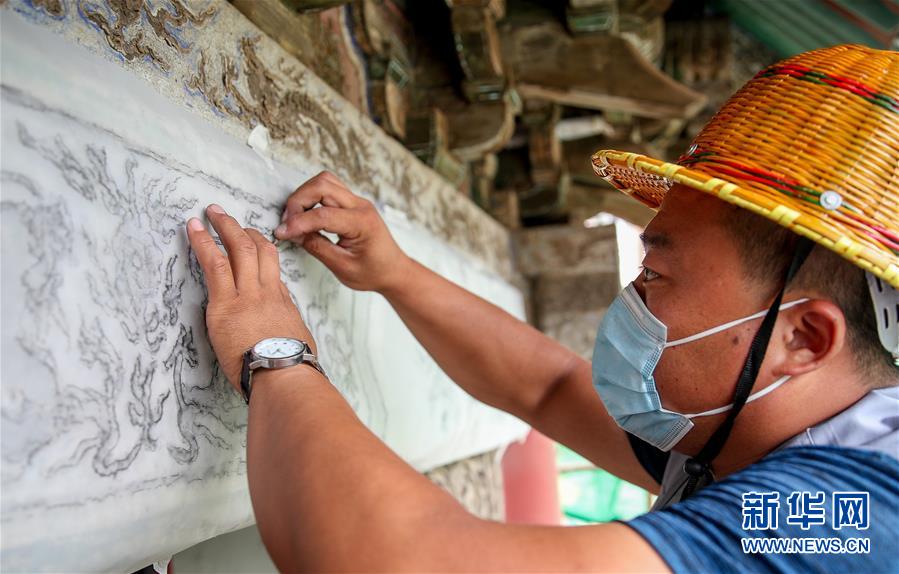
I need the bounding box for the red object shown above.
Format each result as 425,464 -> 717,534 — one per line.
501,430 -> 561,525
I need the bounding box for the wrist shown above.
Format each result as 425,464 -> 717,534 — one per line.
250,363 -> 328,399
377,255 -> 419,299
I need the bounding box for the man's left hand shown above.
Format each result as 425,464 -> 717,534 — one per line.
186,204 -> 316,394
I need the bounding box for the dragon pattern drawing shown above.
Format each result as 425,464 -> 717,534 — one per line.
0,2 -> 526,570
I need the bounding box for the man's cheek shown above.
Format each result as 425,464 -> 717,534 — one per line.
652,355 -> 687,410
657,338 -> 749,414
653,347 -> 710,412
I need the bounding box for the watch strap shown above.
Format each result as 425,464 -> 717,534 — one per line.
240,349 -> 253,404
301,352 -> 326,378
240,345 -> 326,404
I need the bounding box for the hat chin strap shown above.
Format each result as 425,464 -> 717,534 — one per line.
679,237 -> 815,502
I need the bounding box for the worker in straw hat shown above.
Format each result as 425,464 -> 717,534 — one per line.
186,44 -> 898,571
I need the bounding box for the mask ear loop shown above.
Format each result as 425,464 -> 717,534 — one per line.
665,299 -> 809,349
679,237 -> 815,502
683,375 -> 792,419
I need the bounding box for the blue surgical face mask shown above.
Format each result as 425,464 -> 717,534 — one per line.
592,282 -> 808,452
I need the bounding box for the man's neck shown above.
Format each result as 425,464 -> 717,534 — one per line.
708,371 -> 869,478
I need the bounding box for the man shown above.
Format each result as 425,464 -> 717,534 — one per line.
185,44 -> 898,571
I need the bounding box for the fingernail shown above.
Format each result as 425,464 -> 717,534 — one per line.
281,210 -> 289,222
274,223 -> 287,238
207,204 -> 225,214
187,218 -> 204,231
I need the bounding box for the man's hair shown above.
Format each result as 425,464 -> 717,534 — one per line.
724,206 -> 897,388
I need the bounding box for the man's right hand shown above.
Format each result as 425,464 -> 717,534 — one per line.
274,171 -> 412,293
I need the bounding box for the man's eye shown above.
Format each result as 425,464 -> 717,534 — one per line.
641,266 -> 660,282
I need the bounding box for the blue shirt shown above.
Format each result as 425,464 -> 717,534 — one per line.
626,445 -> 899,573
624,386 -> 899,573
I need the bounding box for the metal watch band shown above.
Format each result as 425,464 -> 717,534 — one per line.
239,347 -> 326,404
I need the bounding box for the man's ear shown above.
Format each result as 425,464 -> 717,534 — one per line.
778,299 -> 847,375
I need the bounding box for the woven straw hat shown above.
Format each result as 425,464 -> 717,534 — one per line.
592,44 -> 899,289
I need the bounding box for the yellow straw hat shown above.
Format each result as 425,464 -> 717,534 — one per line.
592,44 -> 899,289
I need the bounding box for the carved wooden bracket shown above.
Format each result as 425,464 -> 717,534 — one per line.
405,107 -> 469,189
430,88 -> 519,162
516,100 -> 569,222
524,101 -> 562,190
503,21 -> 706,119
447,0 -> 507,102
350,0 -> 414,139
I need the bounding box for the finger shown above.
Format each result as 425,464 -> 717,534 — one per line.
302,232 -> 353,270
275,206 -> 361,241
205,204 -> 259,291
245,228 -> 282,287
283,171 -> 363,219
186,218 -> 237,300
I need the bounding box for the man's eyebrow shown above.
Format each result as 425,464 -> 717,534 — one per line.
640,231 -> 672,249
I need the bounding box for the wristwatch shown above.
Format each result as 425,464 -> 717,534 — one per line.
239,337 -> 326,403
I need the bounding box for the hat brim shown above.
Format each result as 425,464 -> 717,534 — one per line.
592,149 -> 899,289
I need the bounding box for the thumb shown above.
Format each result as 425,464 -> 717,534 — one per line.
302,232 -> 351,270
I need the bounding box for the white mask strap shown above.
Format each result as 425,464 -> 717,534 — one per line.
683,375 -> 792,419
665,298 -> 809,348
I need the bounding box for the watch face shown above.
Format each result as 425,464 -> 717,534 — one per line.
254,337 -> 304,359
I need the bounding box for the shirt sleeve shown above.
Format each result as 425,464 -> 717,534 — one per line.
624,446 -> 899,574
